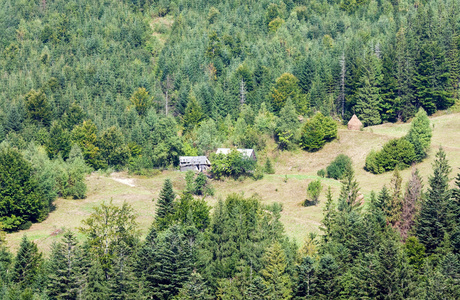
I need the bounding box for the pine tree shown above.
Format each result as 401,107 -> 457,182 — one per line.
12,235 -> 43,289
320,187 -> 335,243
337,167 -> 361,212
25,89 -> 52,126
355,53 -> 383,126
295,256 -> 316,298
83,260 -> 110,300
148,225 -> 194,299
47,231 -> 86,299
175,271 -> 213,300
406,107 -> 432,162
260,242 -> 292,299
155,179 -> 176,230
416,148 -> 452,253
183,92 -> 204,133
315,254 -> 338,298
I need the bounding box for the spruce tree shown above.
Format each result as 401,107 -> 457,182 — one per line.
315,254 -> 338,298
320,187 -> 335,243
295,256 -> 316,298
155,179 -> 176,230
355,53 -> 383,126
260,242 -> 292,299
175,271 -> 213,300
83,261 -> 110,300
47,231 -> 86,299
12,235 -> 43,289
405,107 -> 432,162
416,148 -> 452,253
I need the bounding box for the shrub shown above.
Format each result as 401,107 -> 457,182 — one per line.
264,158 -> 275,174
317,169 -> 326,178
299,112 -> 337,152
304,180 -> 322,206
365,138 -> 416,174
326,154 -> 352,180
210,149 -> 256,180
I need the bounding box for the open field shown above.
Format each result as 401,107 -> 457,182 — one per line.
5,113 -> 460,254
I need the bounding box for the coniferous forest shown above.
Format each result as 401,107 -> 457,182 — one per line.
1,0 -> 460,298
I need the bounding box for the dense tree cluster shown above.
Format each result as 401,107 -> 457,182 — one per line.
365,108 -> 432,174
0,148 -> 459,298
1,0 -> 457,175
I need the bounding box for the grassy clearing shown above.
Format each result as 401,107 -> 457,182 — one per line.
5,113 -> 460,254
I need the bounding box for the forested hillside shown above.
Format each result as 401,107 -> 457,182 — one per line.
1,0 -> 460,298
1,0 -> 459,170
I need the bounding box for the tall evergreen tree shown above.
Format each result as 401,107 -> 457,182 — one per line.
12,235 -> 43,289
155,179 -> 176,230
260,242 -> 292,300
387,168 -> 403,227
355,53 -> 383,126
405,107 -> 432,162
416,148 -> 452,253
47,231 -> 86,299
295,256 -> 316,298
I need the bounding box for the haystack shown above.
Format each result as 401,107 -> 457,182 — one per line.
347,114 -> 363,130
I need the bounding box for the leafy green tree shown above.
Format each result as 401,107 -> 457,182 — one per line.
130,87 -> 152,117
155,179 -> 176,230
305,180 -> 322,206
12,235 -> 43,289
365,138 -> 416,174
24,89 -> 52,126
275,98 -> 300,150
173,192 -> 211,231
405,108 -> 432,162
79,201 -> 139,274
71,120 -> 105,170
271,73 -> 307,114
98,126 -> 130,168
47,231 -> 86,299
416,148 -> 452,253
196,118 -> 223,154
260,242 -> 292,299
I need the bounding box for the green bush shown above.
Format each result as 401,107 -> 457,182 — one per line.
317,169 -> 326,178
299,112 -> 337,152
326,154 -> 353,180
365,138 -> 416,174
210,149 -> 256,180
264,158 -> 275,174
304,180 -> 322,206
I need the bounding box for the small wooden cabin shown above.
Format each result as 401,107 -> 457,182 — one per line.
216,148 -> 257,161
179,156 -> 211,172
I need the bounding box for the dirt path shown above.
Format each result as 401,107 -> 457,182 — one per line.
110,173 -> 136,187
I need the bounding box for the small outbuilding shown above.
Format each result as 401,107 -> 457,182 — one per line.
216,148 -> 257,161
179,156 -> 211,172
348,114 -> 363,131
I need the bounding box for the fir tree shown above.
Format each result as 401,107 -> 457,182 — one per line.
416,148 -> 452,253
315,254 -> 339,298
83,260 -> 110,300
260,242 -> 292,300
405,107 -> 432,162
295,256 -> 316,298
337,167 -> 361,212
183,92 -> 204,133
155,179 -> 176,230
355,53 -> 383,126
320,187 -> 335,243
47,231 -> 86,299
175,271 -> 213,300
12,236 -> 43,289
